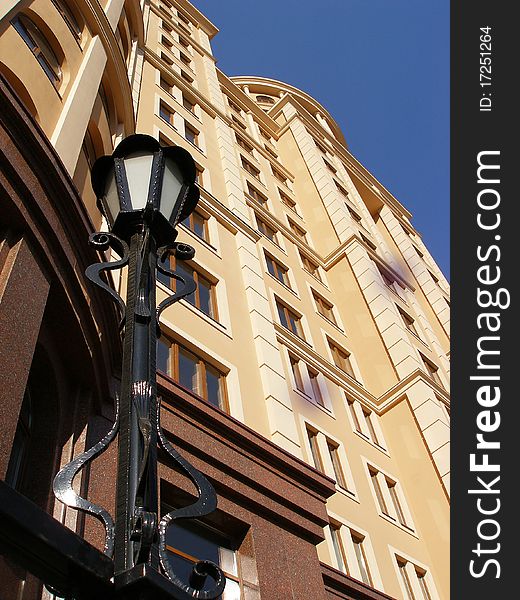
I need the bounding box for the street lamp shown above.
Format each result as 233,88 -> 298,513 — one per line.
53,134 -> 225,599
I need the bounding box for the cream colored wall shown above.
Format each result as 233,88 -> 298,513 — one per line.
0,1 -> 450,598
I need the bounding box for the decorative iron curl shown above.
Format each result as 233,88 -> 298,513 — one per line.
53,396 -> 120,557
156,243 -> 197,326
157,399 -> 226,599
86,232 -> 129,330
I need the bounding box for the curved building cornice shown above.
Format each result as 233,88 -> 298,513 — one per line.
230,75 -> 347,147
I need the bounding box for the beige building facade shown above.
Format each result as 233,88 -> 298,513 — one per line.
0,1 -> 450,599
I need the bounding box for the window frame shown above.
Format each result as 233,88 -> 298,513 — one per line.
313,291 -> 337,325
275,298 -> 305,339
264,252 -> 290,287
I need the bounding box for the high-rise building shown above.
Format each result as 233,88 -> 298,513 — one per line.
0,1 -> 450,599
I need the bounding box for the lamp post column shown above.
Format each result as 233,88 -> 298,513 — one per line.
114,224 -> 160,575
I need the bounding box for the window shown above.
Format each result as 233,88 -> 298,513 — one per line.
308,367 -> 325,407
276,299 -> 304,339
52,0 -> 82,40
413,245 -> 424,258
335,181 -> 349,198
398,306 -> 420,338
162,20 -> 173,33
181,70 -> 193,84
184,209 -> 209,242
279,190 -> 297,212
236,135 -> 254,155
5,388 -> 32,490
255,214 -> 278,244
369,466 -> 413,529
161,35 -> 173,50
352,533 -> 372,586
314,138 -> 329,155
420,353 -> 443,387
183,94 -> 196,113
164,519 -> 241,599
177,11 -> 191,27
161,52 -> 173,66
288,219 -> 307,242
185,122 -> 199,146
246,182 -> 267,205
306,427 -> 323,471
179,36 -> 191,50
396,557 -> 435,600
265,253 -> 290,286
313,291 -> 337,325
264,145 -> 278,159
272,166 -> 288,185
329,524 -> 347,573
160,101 -> 175,126
195,165 -> 204,186
290,355 -> 305,393
327,440 -> 348,489
328,340 -> 355,378
256,94 -> 275,104
228,98 -> 242,114
231,114 -> 247,130
158,338 -> 228,410
347,398 -> 384,447
360,232 -> 377,250
241,156 -> 260,179
162,258 -> 218,320
323,158 -> 337,174
160,76 -> 173,95
12,15 -> 62,86
300,252 -> 321,281
259,127 -> 272,143
345,204 -> 362,223
180,52 -> 191,67
428,269 -> 439,284
328,524 -> 372,585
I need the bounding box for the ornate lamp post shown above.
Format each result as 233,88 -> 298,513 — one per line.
52,134 -> 225,599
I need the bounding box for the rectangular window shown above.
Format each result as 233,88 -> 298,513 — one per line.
265,252 -> 290,286
185,123 -> 199,146
335,181 -> 349,197
161,52 -> 173,66
246,182 -> 267,205
180,52 -> 191,67
323,158 -> 337,174
352,533 -> 372,586
256,214 -> 278,244
159,101 -> 175,126
288,219 -> 307,242
387,480 -> 408,527
420,353 -> 443,387
327,440 -> 347,489
159,338 -> 228,410
369,467 -> 389,514
308,367 -> 325,407
279,190 -> 297,211
183,94 -> 195,113
241,156 -> 260,179
272,166 -> 288,185
314,138 -> 329,155
329,340 -> 354,378
398,306 -> 420,337
346,204 -> 362,223
163,518 -> 241,598
179,36 -> 190,50
185,210 -> 209,242
363,408 -> 381,446
329,524 -> 347,574
180,70 -> 193,84
347,399 -> 363,433
194,165 -> 204,186
161,35 -> 173,50
289,355 -> 305,393
313,292 -> 337,325
276,299 -> 304,339
396,558 -> 435,600
306,427 -> 323,471
398,559 -> 416,600
228,97 -> 242,114
167,259 -> 218,320
236,135 -> 254,155
360,232 -> 377,250
300,252 -> 321,281
160,76 -> 173,94
231,114 -> 247,130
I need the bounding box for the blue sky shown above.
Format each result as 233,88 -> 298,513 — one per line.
192,1 -> 450,278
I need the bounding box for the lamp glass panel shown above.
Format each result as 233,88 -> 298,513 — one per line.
160,156 -> 184,224
103,170 -> 120,226
123,152 -> 154,210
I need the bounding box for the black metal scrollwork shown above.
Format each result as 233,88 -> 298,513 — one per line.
157,398 -> 226,599
53,397 -> 120,557
85,232 -> 129,330
156,243 -> 197,326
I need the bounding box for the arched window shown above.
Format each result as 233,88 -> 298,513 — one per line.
256,95 -> 275,104
11,14 -> 62,86
5,388 -> 32,490
51,0 -> 83,41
